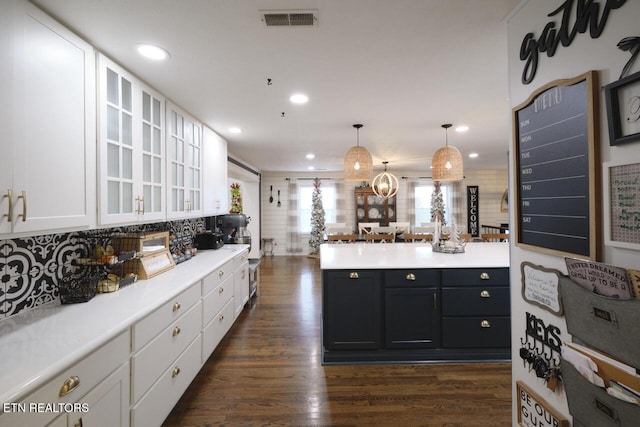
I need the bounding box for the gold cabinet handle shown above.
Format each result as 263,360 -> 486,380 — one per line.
2,189 -> 12,222
480,320 -> 491,328
219,314 -> 224,321
17,191 -> 26,222
219,286 -> 224,294
406,273 -> 416,281
480,290 -> 490,298
172,366 -> 181,378
219,270 -> 224,277
139,196 -> 144,214
172,326 -> 181,337
172,302 -> 181,312
480,272 -> 490,280
349,272 -> 359,279
74,419 -> 83,427
59,375 -> 80,397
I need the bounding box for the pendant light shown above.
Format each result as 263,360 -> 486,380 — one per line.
371,161 -> 398,199
344,124 -> 373,181
431,123 -> 463,181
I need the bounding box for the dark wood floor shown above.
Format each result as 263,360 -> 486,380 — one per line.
163,256 -> 512,426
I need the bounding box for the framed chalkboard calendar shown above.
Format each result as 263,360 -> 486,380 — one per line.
513,71 -> 601,260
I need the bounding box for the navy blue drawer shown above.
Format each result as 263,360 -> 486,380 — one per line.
442,268 -> 509,286
442,286 -> 510,316
442,317 -> 510,348
384,269 -> 440,287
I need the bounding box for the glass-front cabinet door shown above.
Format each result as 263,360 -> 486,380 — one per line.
166,103 -> 202,219
98,54 -> 165,225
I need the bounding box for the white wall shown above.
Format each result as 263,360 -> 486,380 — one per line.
261,169 -> 508,256
507,1 -> 640,424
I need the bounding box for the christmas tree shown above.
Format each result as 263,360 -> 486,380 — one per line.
430,181 -> 447,225
308,178 -> 325,256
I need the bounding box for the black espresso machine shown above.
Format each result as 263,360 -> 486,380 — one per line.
216,214 -> 251,250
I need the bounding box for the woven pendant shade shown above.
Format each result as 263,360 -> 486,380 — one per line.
431,124 -> 463,182
344,124 -> 373,181
371,162 -> 398,199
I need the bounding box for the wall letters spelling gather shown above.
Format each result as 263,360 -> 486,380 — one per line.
520,0 -> 626,84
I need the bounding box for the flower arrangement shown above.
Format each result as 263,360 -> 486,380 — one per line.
230,182 -> 242,213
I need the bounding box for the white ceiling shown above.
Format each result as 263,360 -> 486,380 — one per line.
32,0 -> 521,174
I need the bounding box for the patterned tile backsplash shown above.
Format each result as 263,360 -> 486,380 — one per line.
0,218 -> 205,319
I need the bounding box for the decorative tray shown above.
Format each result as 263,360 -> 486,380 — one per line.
431,241 -> 466,254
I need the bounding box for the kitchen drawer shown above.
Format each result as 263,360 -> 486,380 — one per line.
1,330 -> 129,427
442,317 -> 510,348
131,335 -> 202,427
234,249 -> 249,270
384,269 -> 440,287
202,274 -> 233,326
442,286 -> 510,316
131,301 -> 202,402
202,298 -> 235,361
202,259 -> 233,296
442,268 -> 509,286
132,283 -> 200,352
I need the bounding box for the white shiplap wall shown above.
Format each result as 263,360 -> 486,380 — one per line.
260,169 -> 508,256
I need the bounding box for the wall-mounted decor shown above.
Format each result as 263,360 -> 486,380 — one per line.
500,189 -> 508,212
520,262 -> 564,315
517,381 -> 569,427
466,186 -> 479,237
513,71 -> 601,260
603,156 -> 640,250
604,69 -> 640,146
519,0 -> 625,85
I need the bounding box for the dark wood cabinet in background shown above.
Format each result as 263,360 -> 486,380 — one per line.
354,186 -> 396,226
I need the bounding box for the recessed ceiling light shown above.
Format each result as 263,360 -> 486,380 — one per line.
308,166 -> 315,170
136,44 -> 170,61
289,93 -> 309,104
229,127 -> 242,134
469,152 -> 479,158
306,153 -> 315,159
456,125 -> 469,133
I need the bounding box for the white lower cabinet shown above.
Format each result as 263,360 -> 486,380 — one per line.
131,335 -> 202,427
233,250 -> 250,319
0,330 -> 129,427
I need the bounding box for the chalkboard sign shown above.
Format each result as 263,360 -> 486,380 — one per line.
603,157 -> 640,250
513,71 -> 601,260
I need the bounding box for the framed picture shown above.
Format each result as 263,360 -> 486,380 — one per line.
604,70 -> 640,146
603,155 -> 640,250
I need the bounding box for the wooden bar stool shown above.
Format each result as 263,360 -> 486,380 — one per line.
262,237 -> 275,256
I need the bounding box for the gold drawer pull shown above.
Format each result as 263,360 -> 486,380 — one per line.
172,326 -> 181,337
480,290 -> 490,298
219,314 -> 224,321
219,286 -> 224,293
172,367 -> 181,378
17,191 -> 27,222
349,272 -> 359,279
2,189 -> 12,222
172,302 -> 181,312
406,273 -> 416,281
480,320 -> 491,328
74,419 -> 83,427
59,376 -> 80,397
480,272 -> 490,280
219,270 -> 224,277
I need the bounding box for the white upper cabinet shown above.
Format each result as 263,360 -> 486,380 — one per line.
202,126 -> 229,216
98,54 -> 165,225
166,103 -> 202,219
0,0 -> 96,237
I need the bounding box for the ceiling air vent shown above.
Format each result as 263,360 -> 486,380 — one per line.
260,10 -> 318,27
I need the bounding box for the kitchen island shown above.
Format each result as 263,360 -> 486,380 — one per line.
320,242 -> 510,364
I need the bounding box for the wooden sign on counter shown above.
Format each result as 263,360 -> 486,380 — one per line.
513,71 -> 601,260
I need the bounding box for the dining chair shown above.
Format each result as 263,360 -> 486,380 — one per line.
371,226 -> 395,234
326,226 -> 352,236
327,234 -> 357,243
402,233 -> 433,242
325,222 -> 346,232
481,233 -> 509,242
412,226 -> 432,235
389,222 -> 410,235
358,222 -> 380,235
364,233 -> 395,243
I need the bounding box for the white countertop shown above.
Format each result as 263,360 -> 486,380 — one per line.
0,245 -> 248,405
319,242 -> 510,270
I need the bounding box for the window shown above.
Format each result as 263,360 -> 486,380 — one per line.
414,183 -> 453,226
298,182 -> 337,233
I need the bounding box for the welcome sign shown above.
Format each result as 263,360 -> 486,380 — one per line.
467,186 -> 479,237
